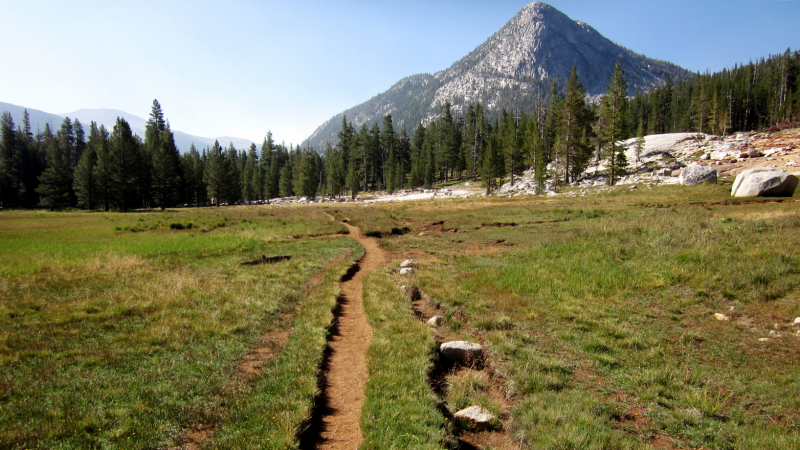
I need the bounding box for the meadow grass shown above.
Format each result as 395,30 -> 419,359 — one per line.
336,183 -> 800,449
0,206 -> 353,449
360,269 -> 446,450
4,183 -> 800,449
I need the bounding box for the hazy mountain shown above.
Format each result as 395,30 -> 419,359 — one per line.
58,108 -> 256,153
0,102 -> 254,153
304,1 -> 693,150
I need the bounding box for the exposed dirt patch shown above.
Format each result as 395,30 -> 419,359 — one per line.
241,255 -> 292,266
166,427 -> 213,450
238,327 -> 292,377
301,223 -> 388,450
481,222 -> 518,227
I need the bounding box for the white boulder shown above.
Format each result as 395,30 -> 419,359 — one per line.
440,341 -> 483,362
731,168 -> 799,197
680,165 -> 718,186
400,259 -> 418,268
453,406 -> 497,428
427,316 -> 444,328
400,267 -> 415,275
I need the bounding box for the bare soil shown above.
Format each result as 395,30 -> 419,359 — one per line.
311,223 -> 388,450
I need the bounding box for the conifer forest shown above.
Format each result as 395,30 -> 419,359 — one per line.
1,50 -> 798,211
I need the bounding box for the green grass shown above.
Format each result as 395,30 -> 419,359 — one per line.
0,206 -> 354,449
335,183 -> 800,450
4,183 -> 800,449
361,269 -> 446,450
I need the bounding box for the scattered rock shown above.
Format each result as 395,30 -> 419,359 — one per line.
453,406 -> 497,429
400,259 -> 418,268
714,313 -> 730,321
731,167 -> 799,197
440,341 -> 483,362
680,164 -> 718,186
747,148 -> 763,158
710,151 -> 729,161
793,317 -> 800,327
769,330 -> 781,337
427,316 -> 444,327
400,267 -> 415,275
759,338 -> 770,342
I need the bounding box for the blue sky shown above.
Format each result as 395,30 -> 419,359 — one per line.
0,0 -> 797,147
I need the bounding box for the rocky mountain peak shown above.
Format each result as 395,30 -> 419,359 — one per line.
304,2 -> 692,150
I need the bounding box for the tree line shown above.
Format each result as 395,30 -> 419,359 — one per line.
1,50 -> 797,210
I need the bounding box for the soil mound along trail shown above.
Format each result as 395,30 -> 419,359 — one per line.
301,223 -> 387,450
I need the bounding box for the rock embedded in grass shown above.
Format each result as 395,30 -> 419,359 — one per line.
400,259 -> 418,268
400,267 -> 415,275
792,317 -> 800,327
453,406 -> 497,429
679,164 -> 718,186
426,316 -> 444,328
440,341 -> 483,362
714,313 -> 730,321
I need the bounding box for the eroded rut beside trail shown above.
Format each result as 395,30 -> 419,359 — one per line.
302,223 -> 387,450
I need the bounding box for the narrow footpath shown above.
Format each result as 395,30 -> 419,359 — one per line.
313,223 -> 387,450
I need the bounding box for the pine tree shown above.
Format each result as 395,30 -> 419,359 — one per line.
409,123 -> 426,188
146,100 -> 182,210
109,118 -> 142,211
482,133 -> 504,194
556,66 -> 591,184
634,120 -> 646,172
325,141 -> 344,197
0,112 -> 19,207
381,114 -> 396,192
92,124 -> 113,211
243,143 -> 258,201
73,135 -> 97,209
36,139 -> 71,210
599,62 -> 629,185
204,141 -> 226,206
225,144 -> 241,203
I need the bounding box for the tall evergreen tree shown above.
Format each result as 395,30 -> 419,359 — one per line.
146,100 -> 182,210
599,61 -> 630,185
243,143 -> 258,201
0,112 -> 19,207
204,141 -> 226,206
36,139 -> 71,210
225,144 -> 241,203
73,126 -> 98,210
109,118 -> 142,211
555,67 -> 592,184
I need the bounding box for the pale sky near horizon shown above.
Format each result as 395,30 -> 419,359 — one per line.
1,0 -> 798,147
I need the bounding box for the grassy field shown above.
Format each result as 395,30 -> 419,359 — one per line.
0,206 -> 356,449
3,182 -> 800,449
340,183 -> 800,450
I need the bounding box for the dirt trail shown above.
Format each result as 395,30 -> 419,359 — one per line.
312,223 -> 387,450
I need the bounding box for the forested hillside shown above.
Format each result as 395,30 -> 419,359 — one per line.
0,50 -> 797,210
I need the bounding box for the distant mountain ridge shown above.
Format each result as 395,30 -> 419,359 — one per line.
0,102 -> 254,153
304,1 -> 693,150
